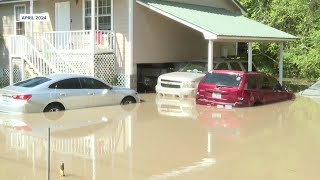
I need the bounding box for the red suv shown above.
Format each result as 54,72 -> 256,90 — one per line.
196,70 -> 294,107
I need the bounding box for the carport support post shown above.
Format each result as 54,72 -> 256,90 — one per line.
279,42 -> 284,85
90,0 -> 96,76
248,42 -> 253,72
128,0 -> 134,88
208,40 -> 214,72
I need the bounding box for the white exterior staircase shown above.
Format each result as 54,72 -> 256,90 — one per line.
10,35 -> 79,79
8,30 -> 129,87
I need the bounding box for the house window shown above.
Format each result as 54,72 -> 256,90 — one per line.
237,42 -> 248,57
84,0 -> 112,30
14,5 -> 26,35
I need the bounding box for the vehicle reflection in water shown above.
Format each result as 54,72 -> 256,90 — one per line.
155,95 -> 197,119
0,94 -> 320,179
0,104 -> 138,180
199,97 -> 320,154
197,102 -> 290,142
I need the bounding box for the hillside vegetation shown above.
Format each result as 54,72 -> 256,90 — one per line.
239,0 -> 320,81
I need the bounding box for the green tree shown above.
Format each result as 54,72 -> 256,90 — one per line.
239,0 -> 320,80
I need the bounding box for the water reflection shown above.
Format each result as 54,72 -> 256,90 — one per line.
196,101 -> 294,140
0,94 -> 320,179
155,96 -> 197,119
0,104 -> 137,180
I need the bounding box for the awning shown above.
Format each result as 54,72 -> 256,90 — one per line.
137,0 -> 297,42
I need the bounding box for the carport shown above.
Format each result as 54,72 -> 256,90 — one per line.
136,0 -> 297,85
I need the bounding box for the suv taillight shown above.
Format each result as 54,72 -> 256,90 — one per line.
237,90 -> 247,101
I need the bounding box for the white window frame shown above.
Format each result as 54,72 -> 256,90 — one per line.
14,4 -> 26,35
82,0 -> 113,31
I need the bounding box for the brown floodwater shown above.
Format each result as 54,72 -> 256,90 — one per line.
0,93 -> 319,180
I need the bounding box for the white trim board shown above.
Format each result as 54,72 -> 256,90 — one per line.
0,0 -> 34,4
13,4 -> 26,35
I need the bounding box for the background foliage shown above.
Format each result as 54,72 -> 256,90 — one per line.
239,0 -> 320,81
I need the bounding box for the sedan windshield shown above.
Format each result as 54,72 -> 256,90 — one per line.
204,73 -> 243,87
14,77 -> 51,87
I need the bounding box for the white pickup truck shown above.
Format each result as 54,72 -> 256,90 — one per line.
155,59 -> 256,97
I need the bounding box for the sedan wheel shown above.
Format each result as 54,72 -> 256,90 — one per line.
121,97 -> 136,105
48,108 -> 60,112
44,104 -> 65,112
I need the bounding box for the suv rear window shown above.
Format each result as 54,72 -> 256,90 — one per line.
204,73 -> 243,87
14,77 -> 51,87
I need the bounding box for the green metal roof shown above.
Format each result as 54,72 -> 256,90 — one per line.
137,0 -> 297,41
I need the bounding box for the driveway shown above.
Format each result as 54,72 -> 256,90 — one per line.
0,94 -> 319,179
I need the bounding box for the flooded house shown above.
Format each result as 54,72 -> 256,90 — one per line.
0,0 -> 296,90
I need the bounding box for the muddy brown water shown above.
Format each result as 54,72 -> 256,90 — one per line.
0,94 -> 319,180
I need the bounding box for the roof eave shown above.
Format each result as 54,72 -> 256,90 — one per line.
215,35 -> 298,42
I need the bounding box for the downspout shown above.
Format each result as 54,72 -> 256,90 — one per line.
128,0 -> 134,88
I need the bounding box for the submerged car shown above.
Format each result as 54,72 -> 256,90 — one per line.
156,59 -> 257,97
300,80 -> 320,104
196,70 -> 294,107
0,74 -> 140,113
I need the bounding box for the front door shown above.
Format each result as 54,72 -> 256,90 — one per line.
55,1 -> 70,31
55,1 -> 70,49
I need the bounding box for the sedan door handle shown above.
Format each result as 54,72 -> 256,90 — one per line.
59,93 -> 67,96
88,92 -> 95,95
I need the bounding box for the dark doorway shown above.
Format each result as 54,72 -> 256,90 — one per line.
137,63 -> 174,93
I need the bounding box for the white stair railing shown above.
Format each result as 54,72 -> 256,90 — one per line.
42,38 -> 79,74
11,35 -> 59,75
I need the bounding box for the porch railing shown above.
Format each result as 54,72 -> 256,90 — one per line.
42,30 -> 115,53
10,35 -> 58,76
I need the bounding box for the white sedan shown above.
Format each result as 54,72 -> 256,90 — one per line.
0,74 -> 140,113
